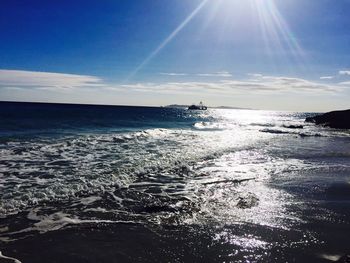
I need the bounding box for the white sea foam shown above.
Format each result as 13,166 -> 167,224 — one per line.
79,196 -> 102,205
2,209 -> 128,235
0,126 -> 265,216
0,251 -> 22,263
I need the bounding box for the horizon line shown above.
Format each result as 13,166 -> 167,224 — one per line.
0,100 -> 332,113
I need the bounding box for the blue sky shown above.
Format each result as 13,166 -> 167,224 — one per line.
1,0 -> 350,111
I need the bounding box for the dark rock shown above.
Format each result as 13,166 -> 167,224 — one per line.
305,109 -> 350,129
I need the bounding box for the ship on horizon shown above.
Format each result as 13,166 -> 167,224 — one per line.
188,101 -> 207,110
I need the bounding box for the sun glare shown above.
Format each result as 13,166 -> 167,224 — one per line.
128,0 -> 306,80
212,0 -> 306,66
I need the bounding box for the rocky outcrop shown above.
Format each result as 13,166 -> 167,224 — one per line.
305,109 -> 350,129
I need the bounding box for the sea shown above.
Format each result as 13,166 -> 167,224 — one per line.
0,101 -> 349,263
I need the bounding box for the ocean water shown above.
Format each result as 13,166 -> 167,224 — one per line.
0,101 -> 349,263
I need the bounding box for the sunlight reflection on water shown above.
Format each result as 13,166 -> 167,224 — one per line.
1,107 -> 350,262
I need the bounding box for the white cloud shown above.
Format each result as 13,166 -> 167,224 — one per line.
242,75 -> 340,93
338,81 -> 350,86
159,71 -> 233,78
247,73 -> 263,78
120,75 -> 341,95
339,70 -> 350,76
0,70 -> 104,90
320,76 -> 334,80
197,71 -> 232,77
159,72 -> 188,76
1,70 -> 344,99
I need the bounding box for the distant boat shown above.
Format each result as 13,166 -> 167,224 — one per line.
188,101 -> 207,110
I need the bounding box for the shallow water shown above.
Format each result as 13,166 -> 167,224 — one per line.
0,102 -> 349,262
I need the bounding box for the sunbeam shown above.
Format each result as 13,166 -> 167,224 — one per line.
127,0 -> 307,81
252,0 -> 307,67
126,0 -> 209,81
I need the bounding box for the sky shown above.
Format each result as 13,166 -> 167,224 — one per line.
1,0 -> 350,111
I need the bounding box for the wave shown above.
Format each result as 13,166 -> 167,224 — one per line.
1,119 -> 348,219
0,251 -> 21,263
1,109 -> 350,246
260,128 -> 324,137
0,129 -> 183,215
249,123 -> 276,128
192,122 -> 227,131
0,126 -> 258,216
